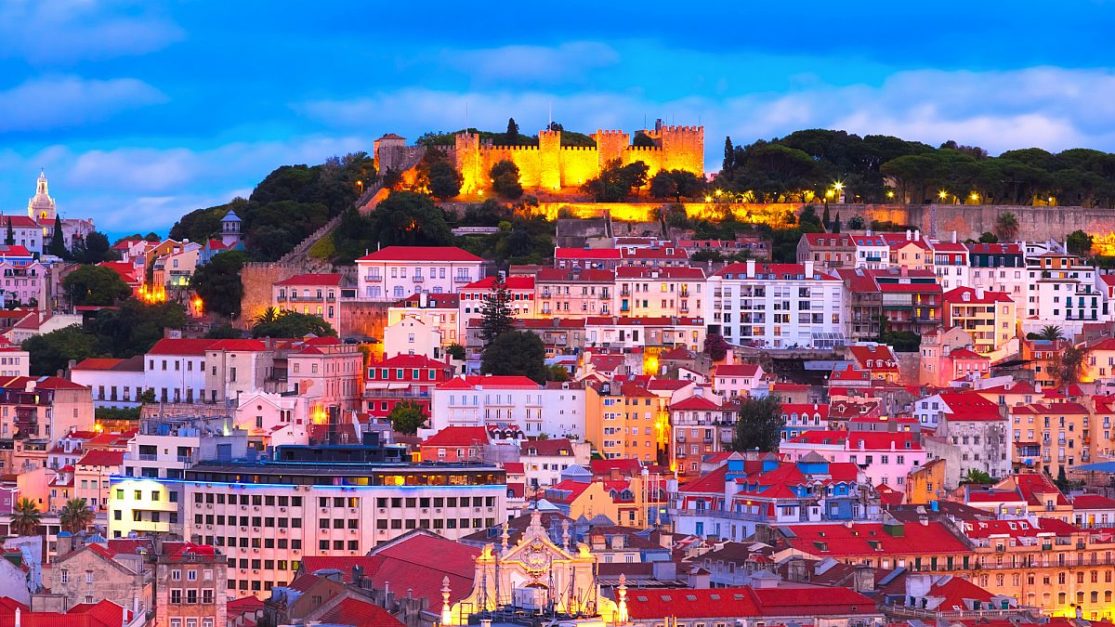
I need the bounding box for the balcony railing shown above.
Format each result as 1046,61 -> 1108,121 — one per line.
453,275 -> 471,283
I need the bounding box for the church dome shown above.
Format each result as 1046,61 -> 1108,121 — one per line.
27,170 -> 56,221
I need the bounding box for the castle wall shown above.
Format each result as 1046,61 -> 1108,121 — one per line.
453,126 -> 704,194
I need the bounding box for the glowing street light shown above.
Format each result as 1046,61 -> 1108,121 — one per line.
833,181 -> 844,192
886,190 -> 895,199
938,190 -> 949,201
969,192 -> 980,202
704,195 -> 713,203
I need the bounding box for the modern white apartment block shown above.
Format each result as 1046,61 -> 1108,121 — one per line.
356,246 -> 484,301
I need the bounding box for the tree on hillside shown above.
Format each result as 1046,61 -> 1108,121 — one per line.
649,171 -> 678,200
994,212 -> 1020,242
649,170 -> 705,201
847,216 -> 866,230
23,325 -> 99,376
491,160 -> 524,200
832,212 -> 842,233
1055,344 -> 1087,389
704,331 -> 730,362
251,310 -> 336,338
48,216 -> 68,258
428,161 -> 462,200
62,265 -> 131,306
1066,230 -> 1093,257
90,300 -> 187,358
583,160 -> 649,202
192,251 -> 247,318
978,232 -> 999,243
723,137 -> 735,171
72,232 -> 117,264
5,218 -> 13,246
387,401 -> 427,435
10,498 -> 40,536
481,330 -> 547,383
731,396 -> 784,453
480,275 -> 514,345
366,191 -> 453,247
60,498 -> 94,533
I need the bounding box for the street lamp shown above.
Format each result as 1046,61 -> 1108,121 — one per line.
938,190 -> 949,202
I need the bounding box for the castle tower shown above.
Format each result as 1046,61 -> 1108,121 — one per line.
220,210 -> 242,247
591,130 -> 630,169
658,125 -> 705,175
538,129 -> 562,191
454,132 -> 482,194
27,170 -> 56,222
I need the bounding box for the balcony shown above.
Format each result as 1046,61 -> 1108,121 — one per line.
412,275 -> 425,283
454,275 -> 471,283
542,290 -> 553,298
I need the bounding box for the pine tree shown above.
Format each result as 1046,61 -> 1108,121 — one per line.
480,274 -> 514,345
832,212 -> 842,233
723,137 -> 735,171
4,217 -> 13,246
506,118 -> 520,144
822,204 -> 831,230
48,214 -> 67,258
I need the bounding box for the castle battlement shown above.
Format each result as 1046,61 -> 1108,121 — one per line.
450,124 -> 702,194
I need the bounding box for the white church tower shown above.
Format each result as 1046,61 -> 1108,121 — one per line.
27,170 -> 57,222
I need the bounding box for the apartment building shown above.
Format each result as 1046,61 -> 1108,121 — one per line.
356,246 -> 484,301
457,275 -> 535,334
942,286 -> 1017,355
535,268 -> 614,318
429,375 -> 585,439
668,394 -> 735,478
708,260 -> 845,349
1025,253 -> 1100,334
614,266 -> 705,318
584,380 -> 668,463
1010,402 -> 1091,477
583,316 -> 706,352
930,239 -> 970,291
272,273 -> 344,335
172,439 -> 506,597
155,542 -> 228,627
796,233 -> 855,269
780,431 -> 926,488
967,242 -> 1027,315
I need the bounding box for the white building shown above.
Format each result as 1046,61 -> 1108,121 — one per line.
519,438 -> 591,490
356,246 -> 484,301
429,376 -> 586,439
711,363 -> 764,400
780,430 -> 926,488
851,234 -> 891,269
143,338 -> 212,404
383,315 -> 443,359
583,316 -> 706,352
71,356 -> 145,407
707,260 -> 845,349
1024,253 -> 1100,336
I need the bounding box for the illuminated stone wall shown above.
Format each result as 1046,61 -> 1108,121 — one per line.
454,126 -> 704,194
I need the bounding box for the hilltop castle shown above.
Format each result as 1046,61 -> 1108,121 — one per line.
374,120 -> 704,195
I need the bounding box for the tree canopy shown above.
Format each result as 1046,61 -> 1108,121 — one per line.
479,275 -> 514,345
23,324 -> 99,376
192,251 -> 248,318
491,160 -> 524,200
251,310 -> 337,338
387,401 -> 427,435
730,395 -> 784,453
481,330 -> 548,383
62,265 -> 131,306
583,160 -> 649,202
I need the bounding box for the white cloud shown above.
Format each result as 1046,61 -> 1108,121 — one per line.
0,76 -> 166,132
442,42 -> 619,84
300,66 -> 1115,162
0,0 -> 183,63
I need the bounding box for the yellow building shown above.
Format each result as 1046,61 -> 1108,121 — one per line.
942,287 -> 1017,355
1009,402 -> 1091,478
107,477 -> 178,538
543,476 -> 661,527
905,458 -> 947,505
585,381 -> 668,463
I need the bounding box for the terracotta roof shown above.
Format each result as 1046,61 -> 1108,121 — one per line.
357,246 -> 482,262
274,273 -> 343,287
785,521 -> 968,556
208,339 -> 268,352
146,338 -> 218,356
72,356 -> 144,372
437,375 -> 539,390
316,598 -> 403,627
554,247 -> 622,259
1072,494 -> 1115,510
76,450 -> 125,467
786,430 -> 922,451
460,276 -> 534,290
943,286 -> 1014,304
714,363 -> 760,377
670,395 -> 725,411
938,392 -> 1003,421
847,344 -> 898,371
625,585 -> 876,619
535,268 -> 615,282
614,266 -> 705,279
422,426 -> 489,447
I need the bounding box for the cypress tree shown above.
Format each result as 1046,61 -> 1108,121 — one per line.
4,217 -> 13,246
48,215 -> 67,258
480,274 -> 514,345
723,136 -> 735,171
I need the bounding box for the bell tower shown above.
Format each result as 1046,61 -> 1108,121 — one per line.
27,170 -> 57,222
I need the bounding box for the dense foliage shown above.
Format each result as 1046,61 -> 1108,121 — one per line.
481,331 -> 548,383
192,251 -> 248,318
731,395 -> 785,453
169,153 -> 375,261
720,129 -> 1115,207
583,160 -> 649,201
387,401 -> 427,435
62,265 -> 132,306
251,309 -> 336,338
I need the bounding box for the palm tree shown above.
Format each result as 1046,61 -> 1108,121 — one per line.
1036,325 -> 1065,341
994,211 -> 1020,242
1055,344 -> 1088,389
254,306 -> 280,326
10,498 -> 40,536
59,498 -> 94,534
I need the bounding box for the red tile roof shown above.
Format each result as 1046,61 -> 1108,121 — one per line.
625,586 -> 877,619
208,339 -> 268,352
421,426 -> 489,447
785,521 -> 969,556
460,276 -> 534,290
535,268 -> 615,282
1072,494 -> 1115,510
274,273 -> 342,287
938,392 -> 1003,421
714,363 -> 760,377
615,266 -> 705,279
317,598 -> 403,627
76,450 -> 124,467
670,395 -> 725,411
357,246 -> 482,262
146,338 -> 218,356
847,344 -> 899,371
943,286 -> 1014,304
554,247 -> 622,259
437,375 -> 539,390
521,438 -> 575,457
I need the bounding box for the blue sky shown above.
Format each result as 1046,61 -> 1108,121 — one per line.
1,1 -> 1114,237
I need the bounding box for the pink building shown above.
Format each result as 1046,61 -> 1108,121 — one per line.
273,273 -> 344,334
711,363 -> 764,400
458,275 -> 535,333
780,430 -> 926,489
0,246 -> 43,306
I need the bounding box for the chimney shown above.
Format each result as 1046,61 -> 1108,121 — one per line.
914,230 -> 921,242
746,259 -> 756,278
952,230 -> 957,244
853,564 -> 876,593
803,260 -> 814,279
976,288 -> 985,299
905,229 -> 912,241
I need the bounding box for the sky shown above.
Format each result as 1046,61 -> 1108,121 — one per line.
2,1 -> 1115,237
